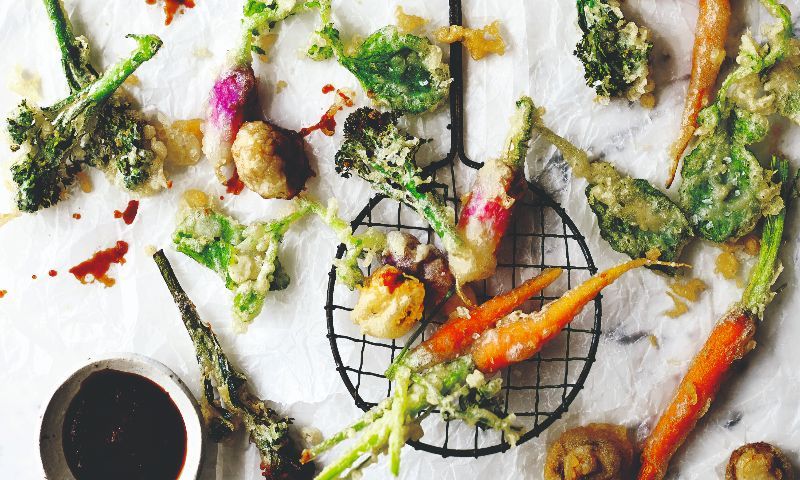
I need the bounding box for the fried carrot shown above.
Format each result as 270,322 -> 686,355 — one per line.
472,258 -> 682,373
666,0 -> 731,187
399,268 -> 563,372
638,309 -> 755,480
638,158 -> 793,480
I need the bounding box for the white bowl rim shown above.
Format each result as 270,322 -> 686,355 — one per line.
39,353 -> 204,480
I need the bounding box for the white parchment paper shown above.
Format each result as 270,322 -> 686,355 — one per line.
1,1 -> 799,479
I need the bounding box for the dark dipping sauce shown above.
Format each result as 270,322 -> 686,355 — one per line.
62,369 -> 187,480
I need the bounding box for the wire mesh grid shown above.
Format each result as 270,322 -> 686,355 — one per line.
323,0 -> 602,458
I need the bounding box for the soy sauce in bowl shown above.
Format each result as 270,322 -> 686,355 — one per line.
62,369 -> 187,480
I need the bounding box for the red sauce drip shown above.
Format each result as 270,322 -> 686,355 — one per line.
49,270 -> 58,277
113,200 -> 140,225
225,168 -> 246,195
300,86 -> 354,138
219,195 -> 225,200
321,84 -> 335,94
146,0 -> 196,26
167,180 -> 174,189
62,369 -> 187,480
0,290 -> 6,298
72,213 -> 81,220
32,275 -> 38,280
68,241 -> 129,288
380,268 -> 405,294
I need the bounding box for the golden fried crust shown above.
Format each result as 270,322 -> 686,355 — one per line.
544,423 -> 634,480
726,442 -> 794,480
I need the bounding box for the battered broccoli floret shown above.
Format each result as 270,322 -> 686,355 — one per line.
309,1 -> 450,114
587,163 -> 692,271
336,108 -> 461,253
7,0 -> 164,212
574,0 -> 653,103
678,1 -> 793,242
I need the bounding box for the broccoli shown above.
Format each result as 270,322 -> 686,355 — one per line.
678,0 -> 793,242
309,0 -> 450,114
531,106 -> 692,269
153,251 -> 314,480
574,0 -> 653,103
7,0 -> 164,213
301,357 -> 519,479
173,197 -> 384,331
336,108 -> 462,254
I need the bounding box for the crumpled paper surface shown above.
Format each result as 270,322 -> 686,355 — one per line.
1,1 -> 799,479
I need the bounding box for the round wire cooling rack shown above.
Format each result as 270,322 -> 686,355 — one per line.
323,0 -> 602,458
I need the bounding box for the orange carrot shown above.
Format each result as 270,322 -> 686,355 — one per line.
637,309 -> 756,480
402,268 -> 563,371
472,258 -> 675,374
666,0 -> 731,187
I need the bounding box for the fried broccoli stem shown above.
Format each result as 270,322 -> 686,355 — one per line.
43,0 -> 98,92
530,104 -> 692,270
303,357 -> 519,479
678,0 -> 794,242
174,197 -> 385,330
309,0 -> 449,114
153,251 -> 314,480
336,108 -> 462,255
7,33 -> 162,212
574,0 -> 654,103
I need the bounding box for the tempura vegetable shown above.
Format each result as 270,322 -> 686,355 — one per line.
153,250 -> 314,480
309,0 -> 450,114
638,159 -> 794,480
351,265 -> 425,339
726,442 -> 795,480
449,96 -> 536,284
666,0 -> 731,187
544,423 -> 635,480
574,0 -> 654,104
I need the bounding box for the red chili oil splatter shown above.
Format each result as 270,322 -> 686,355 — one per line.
0,290 -> 6,298
145,0 -> 196,26
225,168 -> 246,195
68,241 -> 130,288
299,86 -> 354,138
379,268 -> 405,294
167,180 -> 174,189
31,275 -> 37,280
72,213 -> 81,220
219,196 -> 225,200
48,270 -> 58,277
113,200 -> 140,225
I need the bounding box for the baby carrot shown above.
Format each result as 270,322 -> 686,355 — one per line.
401,268 -> 563,372
472,258 -> 680,373
666,0 -> 730,187
637,309 -> 756,480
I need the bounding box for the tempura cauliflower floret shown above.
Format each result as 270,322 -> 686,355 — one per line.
351,265 -> 425,339
231,120 -> 313,199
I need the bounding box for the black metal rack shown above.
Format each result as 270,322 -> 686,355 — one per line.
324,0 -> 602,458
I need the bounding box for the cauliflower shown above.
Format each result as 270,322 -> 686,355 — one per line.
351,265 -> 425,339
231,120 -> 313,199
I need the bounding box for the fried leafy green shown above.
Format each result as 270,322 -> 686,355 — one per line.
678,0 -> 793,242
309,0 -> 449,114
574,0 -> 653,102
174,197 -> 384,331
153,251 -> 314,480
